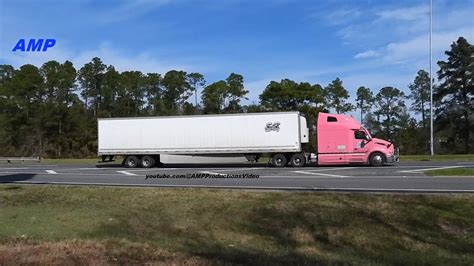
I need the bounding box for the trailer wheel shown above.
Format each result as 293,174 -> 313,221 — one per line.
290,153 -> 305,167
369,152 -> 385,167
140,155 -> 155,168
271,154 -> 288,167
124,156 -> 140,168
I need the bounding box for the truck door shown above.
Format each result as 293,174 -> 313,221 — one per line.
348,130 -> 369,162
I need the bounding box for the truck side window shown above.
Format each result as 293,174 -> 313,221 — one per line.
354,131 -> 366,140
327,116 -> 337,122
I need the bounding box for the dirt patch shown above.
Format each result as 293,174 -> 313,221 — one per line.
0,240 -> 211,265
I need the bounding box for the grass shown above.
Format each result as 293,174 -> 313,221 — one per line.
401,154 -> 474,161
0,185 -> 473,265
425,167 -> 474,176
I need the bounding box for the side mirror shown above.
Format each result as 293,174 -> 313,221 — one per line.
360,141 -> 366,148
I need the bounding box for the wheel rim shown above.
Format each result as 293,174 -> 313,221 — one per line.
277,158 -> 283,164
294,158 -> 301,165
372,155 -> 383,164
128,159 -> 136,167
143,159 -> 150,167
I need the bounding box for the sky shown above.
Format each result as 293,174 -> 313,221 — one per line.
0,0 -> 473,107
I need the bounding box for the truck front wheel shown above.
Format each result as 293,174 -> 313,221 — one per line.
290,153 -> 306,167
271,154 -> 288,167
124,156 -> 140,168
369,152 -> 385,167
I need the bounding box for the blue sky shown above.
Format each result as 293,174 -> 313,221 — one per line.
1,0 -> 473,106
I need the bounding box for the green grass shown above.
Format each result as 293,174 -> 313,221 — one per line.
401,154 -> 474,161
0,185 -> 473,265
425,167 -> 474,176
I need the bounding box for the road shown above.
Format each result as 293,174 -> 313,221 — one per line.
0,161 -> 473,192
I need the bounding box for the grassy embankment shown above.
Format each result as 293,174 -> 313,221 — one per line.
0,185 -> 473,265
425,168 -> 474,176
401,154 -> 474,161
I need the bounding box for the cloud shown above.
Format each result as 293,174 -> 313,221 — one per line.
322,7 -> 362,25
97,0 -> 175,23
383,27 -> 472,63
354,50 -> 380,59
376,4 -> 428,21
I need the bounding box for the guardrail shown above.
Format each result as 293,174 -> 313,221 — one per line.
0,157 -> 41,163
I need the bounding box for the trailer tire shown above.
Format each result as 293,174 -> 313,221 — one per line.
290,153 -> 305,167
369,152 -> 385,167
124,156 -> 140,168
140,155 -> 155,168
271,154 -> 288,167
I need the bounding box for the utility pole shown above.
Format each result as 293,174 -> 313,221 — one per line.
429,0 -> 434,156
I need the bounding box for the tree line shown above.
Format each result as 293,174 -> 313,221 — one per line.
0,37 -> 472,158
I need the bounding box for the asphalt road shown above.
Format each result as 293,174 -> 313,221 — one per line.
0,161 -> 473,193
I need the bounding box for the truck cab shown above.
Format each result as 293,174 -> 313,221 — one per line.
316,113 -> 399,166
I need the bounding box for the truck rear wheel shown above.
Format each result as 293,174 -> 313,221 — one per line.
124,156 -> 140,168
290,153 -> 305,167
140,155 -> 155,168
369,152 -> 385,167
271,154 -> 288,167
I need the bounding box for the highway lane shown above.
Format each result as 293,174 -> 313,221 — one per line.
0,161 -> 473,192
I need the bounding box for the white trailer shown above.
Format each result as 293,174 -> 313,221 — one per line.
98,112 -> 312,168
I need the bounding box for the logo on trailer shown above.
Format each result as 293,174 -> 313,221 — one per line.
265,122 -> 280,132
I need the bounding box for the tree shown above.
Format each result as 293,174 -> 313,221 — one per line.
355,86 -> 373,123
161,70 -> 192,114
78,57 -> 106,116
435,37 -> 474,154
187,72 -> 205,110
373,87 -> 406,140
225,73 -> 248,113
202,80 -> 228,114
325,78 -> 353,114
408,70 -> 430,130
201,73 -> 248,114
260,79 -> 325,111
119,71 -> 146,117
143,73 -> 162,115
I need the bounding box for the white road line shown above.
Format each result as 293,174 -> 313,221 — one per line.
117,170 -> 138,176
200,170 -> 226,176
399,165 -> 464,173
127,168 -> 178,172
293,170 -> 349,178
297,167 -> 356,172
217,167 -> 268,172
45,170 -> 58,174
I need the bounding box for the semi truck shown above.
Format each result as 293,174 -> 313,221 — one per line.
98,112 -> 399,168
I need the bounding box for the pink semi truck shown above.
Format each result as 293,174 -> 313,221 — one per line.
98,112 -> 399,168
316,112 -> 399,167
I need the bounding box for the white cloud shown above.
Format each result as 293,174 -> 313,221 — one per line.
383,27 -> 472,63
98,0 -> 175,23
376,4 -> 428,21
354,50 -> 380,59
322,8 -> 362,25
